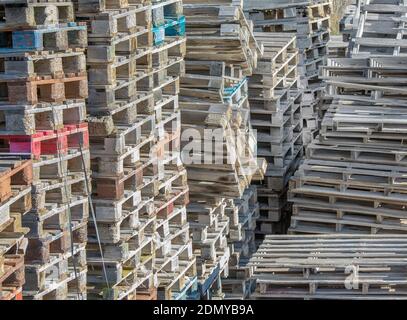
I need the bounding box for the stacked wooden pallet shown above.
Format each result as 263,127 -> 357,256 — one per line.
338,0 -> 359,47
0,0 -> 89,300
250,234 -> 407,299
181,2 -> 260,196
181,0 -> 261,200
180,0 -> 263,299
247,32 -> 303,241
245,0 -> 332,146
288,0 -> 407,235
350,0 -> 407,57
187,196 -> 230,299
183,0 -> 259,76
0,158 -> 32,300
77,0 -> 196,300
221,186 -> 258,299
289,56 -> 407,234
151,0 -> 197,301
76,0 -> 156,300
245,0 -> 332,85
179,98 -> 258,200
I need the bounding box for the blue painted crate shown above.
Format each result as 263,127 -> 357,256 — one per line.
12,30 -> 43,50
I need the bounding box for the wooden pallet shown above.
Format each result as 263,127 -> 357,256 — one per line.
250,234 -> 407,299
245,0 -> 331,139
0,23 -> 87,53
0,226 -> 26,300
0,74 -> 88,105
76,0 -> 134,14
0,101 -> 86,135
351,0 -> 407,57
288,158 -> 407,234
87,228 -> 156,300
156,241 -> 197,299
0,1 -> 75,29
183,1 -> 260,75
24,243 -> 87,299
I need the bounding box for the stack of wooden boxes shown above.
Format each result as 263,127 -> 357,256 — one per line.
0,0 -> 89,299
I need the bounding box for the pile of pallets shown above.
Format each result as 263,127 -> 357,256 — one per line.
180,97 -> 258,199
151,0 -> 197,301
246,0 -> 332,85
221,186 -> 258,299
248,32 -> 304,241
0,0 -> 89,300
350,0 -> 407,57
187,197 -> 230,299
183,0 -> 259,76
245,0 -> 332,146
180,0 -> 263,299
181,0 -> 261,200
76,0 -> 156,300
248,3 -> 407,301
77,0 -> 195,300
176,0 -> 261,299
250,234 -> 407,299
288,0 -> 407,235
0,158 -> 32,300
289,56 -> 407,234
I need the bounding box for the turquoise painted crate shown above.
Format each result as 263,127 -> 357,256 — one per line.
223,78 -> 247,102
153,16 -> 186,45
152,25 -> 165,45
165,16 -> 185,37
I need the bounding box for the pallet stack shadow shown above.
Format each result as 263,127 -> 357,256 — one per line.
247,32 -> 303,242
288,0 -> 407,235
0,0 -> 89,299
76,0 -> 196,300
181,0 -> 263,299
249,234 -> 407,299
0,158 -> 32,300
245,0 -> 332,146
